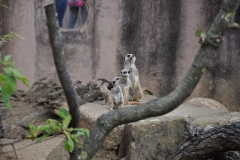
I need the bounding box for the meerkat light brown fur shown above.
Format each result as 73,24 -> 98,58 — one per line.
119,69 -> 132,105
124,54 -> 144,101
100,77 -> 124,110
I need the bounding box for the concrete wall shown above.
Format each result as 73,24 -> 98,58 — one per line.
2,0 -> 240,111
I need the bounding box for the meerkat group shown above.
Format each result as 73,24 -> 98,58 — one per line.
100,53 -> 146,110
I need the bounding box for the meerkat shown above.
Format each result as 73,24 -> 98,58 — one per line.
119,68 -> 144,106
100,77 -> 124,110
119,69 -> 132,105
124,54 -> 144,101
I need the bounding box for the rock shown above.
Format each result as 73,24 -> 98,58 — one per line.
79,95 -> 158,160
184,97 -> 229,112
118,101 -> 231,160
0,135 -> 67,160
80,101 -> 123,160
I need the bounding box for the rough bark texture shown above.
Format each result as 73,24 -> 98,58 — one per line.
44,4 -> 80,160
81,0 -> 240,159
172,122 -> 240,160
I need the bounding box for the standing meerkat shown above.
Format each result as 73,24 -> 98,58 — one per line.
119,68 -> 132,105
100,77 -> 124,110
124,53 -> 144,101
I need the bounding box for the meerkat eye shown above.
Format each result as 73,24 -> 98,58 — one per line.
127,54 -> 130,58
132,55 -> 135,57
116,78 -> 119,80
128,71 -> 130,73
124,71 -> 127,74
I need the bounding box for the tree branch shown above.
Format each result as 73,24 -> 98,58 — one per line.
81,0 -> 240,159
44,4 -> 80,160
171,122 -> 240,160
229,20 -> 240,30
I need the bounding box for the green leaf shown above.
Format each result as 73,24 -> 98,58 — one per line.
64,137 -> 74,152
26,135 -> 33,139
3,75 -> 16,95
0,4 -> 9,9
3,55 -> 11,64
1,87 -> 12,110
3,68 -> 29,87
9,62 -> 15,68
28,123 -> 38,139
62,115 -> 72,129
195,27 -> 202,37
70,131 -> 86,142
73,128 -> 90,137
58,108 -> 70,120
37,134 -> 49,143
37,125 -> 53,134
0,74 -> 4,82
81,151 -> 88,160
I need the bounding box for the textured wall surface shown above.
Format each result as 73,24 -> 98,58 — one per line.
2,0 -> 240,111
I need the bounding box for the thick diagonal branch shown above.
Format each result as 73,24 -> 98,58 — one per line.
81,0 -> 240,159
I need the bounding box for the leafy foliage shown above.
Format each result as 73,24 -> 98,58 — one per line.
0,32 -> 23,46
0,33 -> 29,110
27,108 -> 89,153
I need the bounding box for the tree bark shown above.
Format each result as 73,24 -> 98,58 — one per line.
44,4 -> 80,160
172,122 -> 240,160
81,0 -> 240,159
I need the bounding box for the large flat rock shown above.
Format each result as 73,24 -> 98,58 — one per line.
79,95 -> 158,160
79,96 -> 237,160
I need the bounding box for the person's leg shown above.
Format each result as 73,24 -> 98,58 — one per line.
67,6 -> 79,29
55,0 -> 68,27
80,4 -> 87,25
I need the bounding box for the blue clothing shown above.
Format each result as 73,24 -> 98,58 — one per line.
67,6 -> 79,29
56,0 -> 68,27
67,4 -> 87,29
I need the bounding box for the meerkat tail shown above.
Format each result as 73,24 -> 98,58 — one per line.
97,78 -> 112,85
142,87 -> 154,95
100,85 -> 111,94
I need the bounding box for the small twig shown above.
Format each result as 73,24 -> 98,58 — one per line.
48,89 -> 64,96
30,77 -> 48,91
12,144 -> 19,160
229,20 -> 240,30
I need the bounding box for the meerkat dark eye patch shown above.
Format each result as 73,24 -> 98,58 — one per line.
116,78 -> 119,80
132,55 -> 135,57
124,71 -> 127,74
127,54 -> 130,58
128,71 -> 130,73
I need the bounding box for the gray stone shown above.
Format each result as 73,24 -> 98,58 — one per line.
79,95 -> 158,160
0,135 -> 66,160
118,100 -> 230,160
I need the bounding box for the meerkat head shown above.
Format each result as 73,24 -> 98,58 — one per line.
120,69 -> 130,78
112,77 -> 121,86
124,54 -> 136,63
